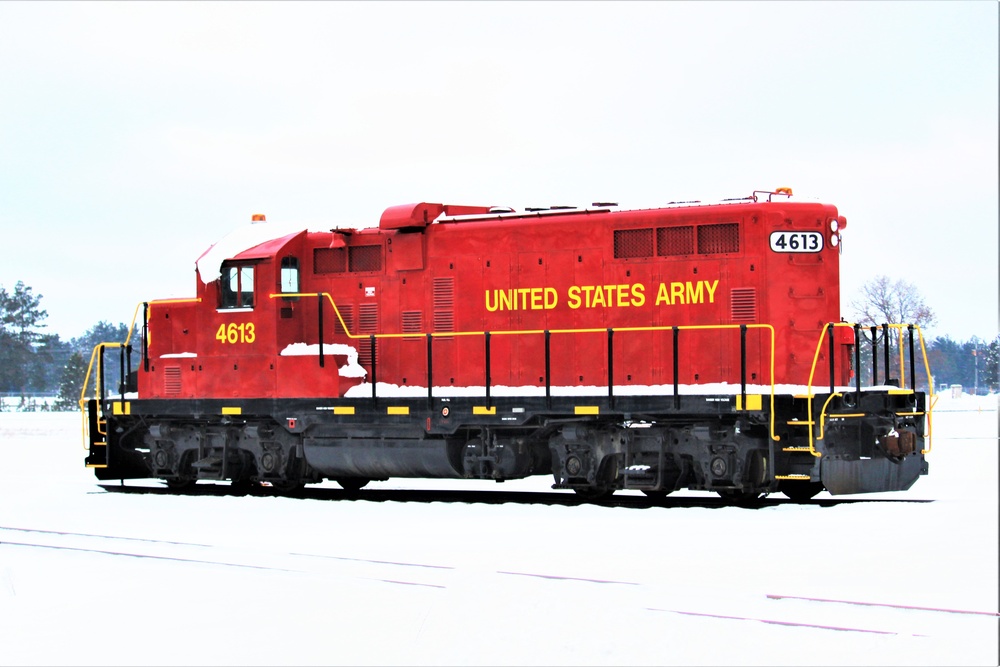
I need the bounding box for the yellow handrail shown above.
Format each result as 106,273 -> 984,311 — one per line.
804,322 -> 935,458
83,296 -> 938,464
78,341 -> 126,449
270,292 -> 781,441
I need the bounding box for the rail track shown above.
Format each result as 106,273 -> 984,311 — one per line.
91,482 -> 935,509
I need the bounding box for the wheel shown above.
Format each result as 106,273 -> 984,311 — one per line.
780,481 -> 824,502
335,478 -> 370,492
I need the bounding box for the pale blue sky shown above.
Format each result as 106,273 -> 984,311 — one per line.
1,1 -> 996,341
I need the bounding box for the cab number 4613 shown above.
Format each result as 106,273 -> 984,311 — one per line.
216,322 -> 256,344
769,231 -> 823,253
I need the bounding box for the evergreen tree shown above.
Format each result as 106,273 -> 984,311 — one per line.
70,321 -> 134,398
984,335 -> 1000,393
54,352 -> 88,411
0,281 -> 49,396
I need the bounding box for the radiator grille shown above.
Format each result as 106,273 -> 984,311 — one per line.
657,226 -> 695,256
358,303 -> 378,366
349,245 -> 382,272
163,366 -> 182,396
614,228 -> 654,259
433,277 -> 454,338
314,248 -> 346,274
730,288 -> 757,322
698,223 -> 740,254
334,306 -> 354,335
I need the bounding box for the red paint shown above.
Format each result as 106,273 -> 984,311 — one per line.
139,196 -> 853,400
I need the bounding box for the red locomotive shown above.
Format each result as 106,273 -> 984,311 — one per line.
83,189 -> 933,501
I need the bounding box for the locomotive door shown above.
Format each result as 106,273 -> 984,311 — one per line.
545,250 -> 583,389
512,252 -> 545,388
511,250 -> 580,389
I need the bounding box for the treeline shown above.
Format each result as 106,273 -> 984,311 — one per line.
1,280 -> 998,413
0,281 -> 129,411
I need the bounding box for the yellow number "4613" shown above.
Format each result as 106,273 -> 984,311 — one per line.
216,322 -> 256,344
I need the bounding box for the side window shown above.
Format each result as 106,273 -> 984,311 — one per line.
280,257 -> 300,294
220,264 -> 255,308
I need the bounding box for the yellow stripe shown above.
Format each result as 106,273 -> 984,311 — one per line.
776,474 -> 811,480
112,401 -> 131,416
387,406 -> 409,415
86,464 -> 109,469
473,406 -> 496,415
222,407 -> 242,415
575,406 -> 599,415
736,394 -> 762,411
334,406 -> 355,415
888,389 -> 914,395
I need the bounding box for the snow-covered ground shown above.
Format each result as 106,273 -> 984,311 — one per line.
0,393 -> 996,666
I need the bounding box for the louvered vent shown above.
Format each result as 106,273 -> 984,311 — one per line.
358,303 -> 378,366
163,366 -> 182,396
698,223 -> 740,254
314,248 -> 347,274
730,288 -> 757,322
334,306 -> 354,335
433,277 -> 454,339
614,228 -> 654,259
657,226 -> 695,256
401,310 -> 423,340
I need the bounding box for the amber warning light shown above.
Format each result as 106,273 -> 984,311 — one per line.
251,214 -> 266,222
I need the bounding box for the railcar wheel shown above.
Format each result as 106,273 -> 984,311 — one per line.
780,481 -> 824,502
335,478 -> 370,492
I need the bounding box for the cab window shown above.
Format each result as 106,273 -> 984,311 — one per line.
280,256 -> 300,294
221,264 -> 254,308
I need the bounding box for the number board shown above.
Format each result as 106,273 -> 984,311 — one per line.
769,231 -> 823,253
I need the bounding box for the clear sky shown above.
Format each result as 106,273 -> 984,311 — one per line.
1,1 -> 996,342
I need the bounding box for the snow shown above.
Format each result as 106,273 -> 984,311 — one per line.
196,220 -> 334,285
279,342 -> 367,378
0,394 -> 996,666
344,381 -> 920,399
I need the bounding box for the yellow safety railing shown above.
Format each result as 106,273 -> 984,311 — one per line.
78,341 -> 125,448
802,322 -> 935,458
81,293 -> 937,465
78,298 -> 202,449
271,292 -> 782,442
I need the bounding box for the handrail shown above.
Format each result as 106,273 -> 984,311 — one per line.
82,296 -> 938,463
270,292 -> 781,441
804,322 -> 935,458
78,341 -> 126,449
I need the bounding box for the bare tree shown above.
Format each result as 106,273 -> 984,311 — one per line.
849,275 -> 937,389
849,275 -> 937,328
